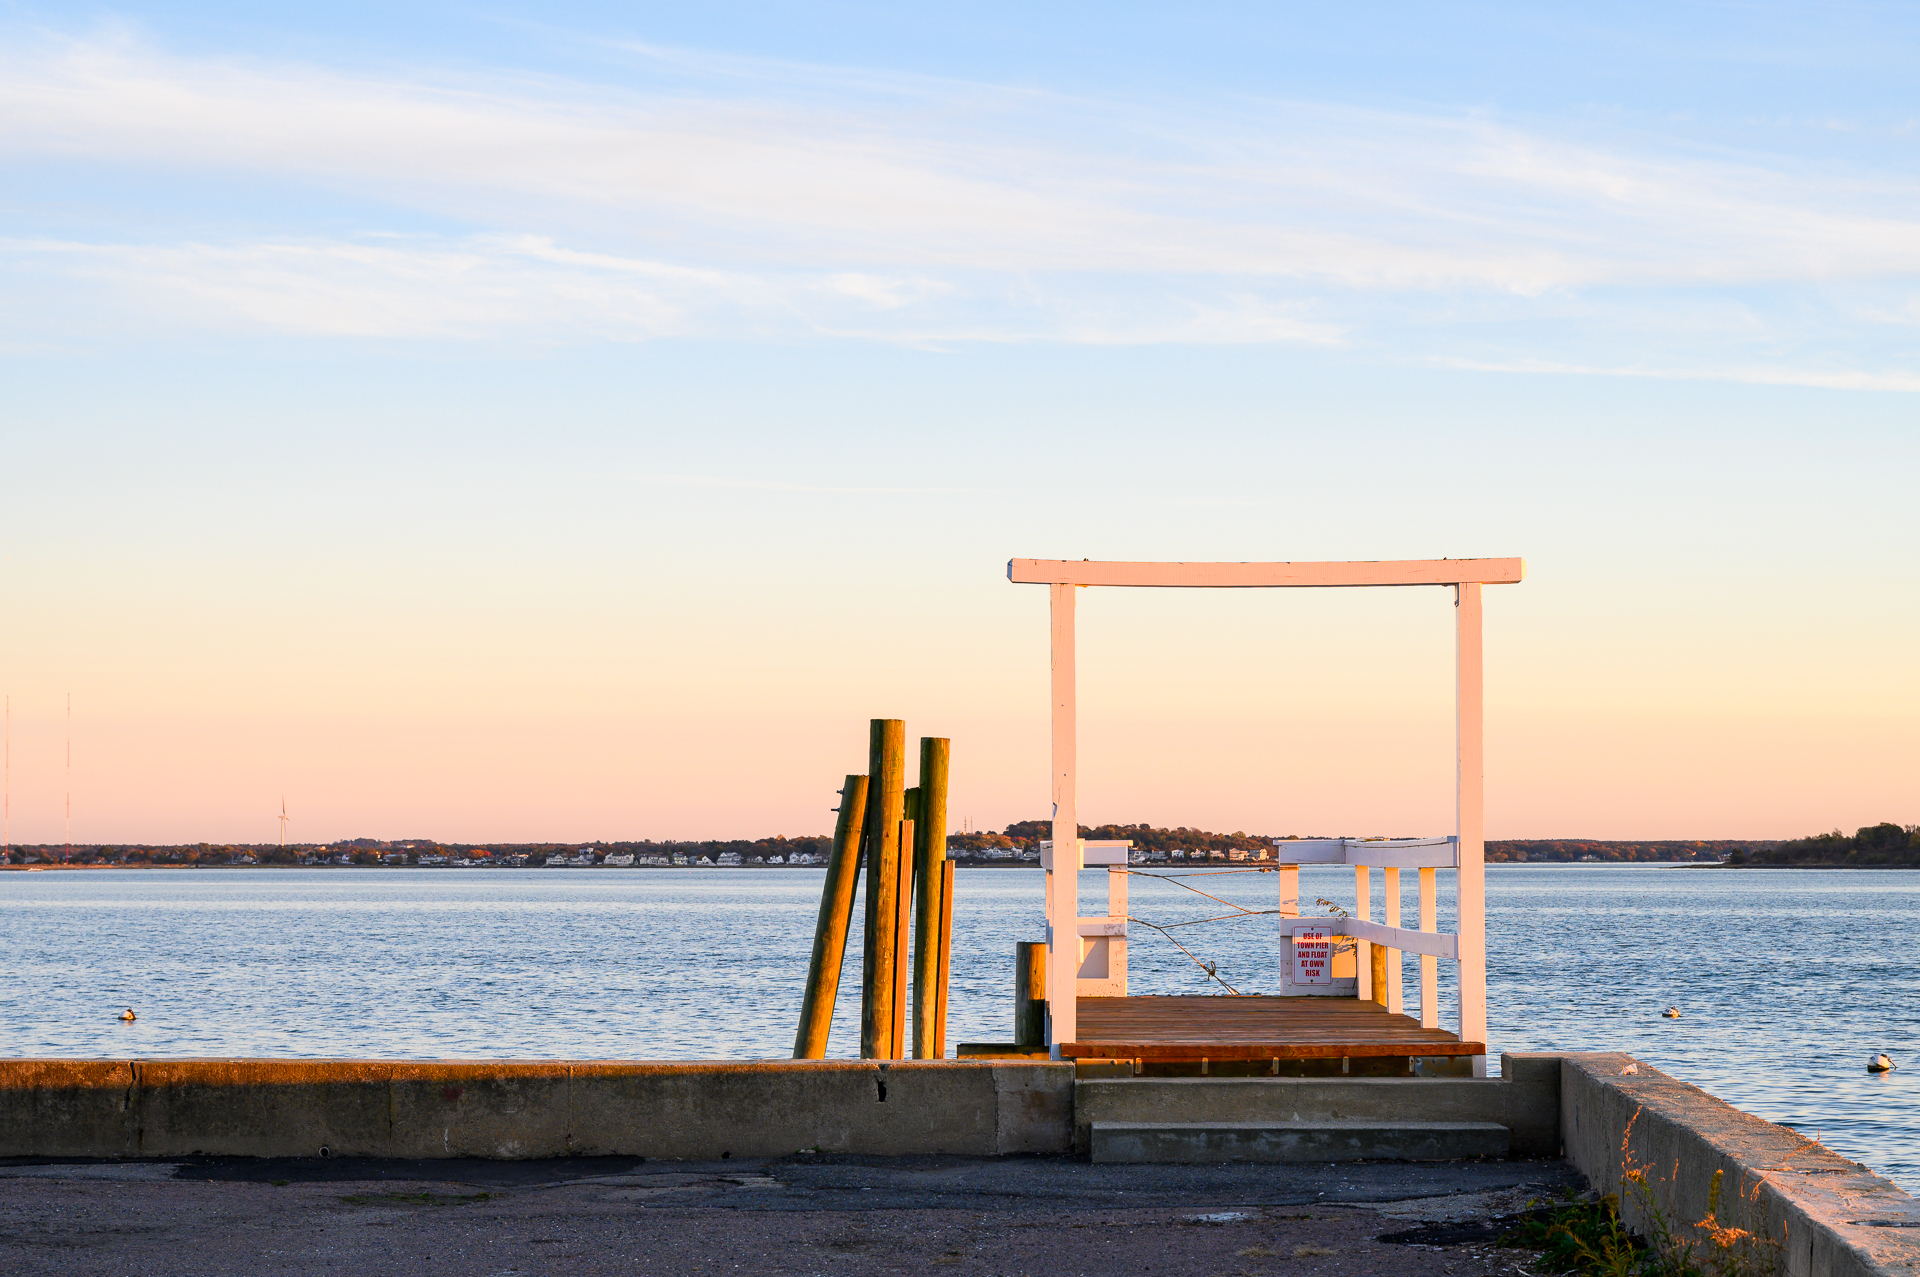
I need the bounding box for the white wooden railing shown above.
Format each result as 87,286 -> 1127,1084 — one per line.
1274,836 -> 1468,1039
1038,840 -> 1132,997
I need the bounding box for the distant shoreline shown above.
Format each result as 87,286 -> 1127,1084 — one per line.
3,858 -> 1818,872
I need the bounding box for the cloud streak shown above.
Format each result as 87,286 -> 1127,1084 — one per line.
2,27 -> 1919,375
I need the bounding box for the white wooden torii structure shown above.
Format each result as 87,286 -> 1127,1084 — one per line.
1009,556 -> 1525,1076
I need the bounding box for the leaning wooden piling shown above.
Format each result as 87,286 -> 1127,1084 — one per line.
793,774 -> 869,1059
912,737 -> 950,1059
860,719 -> 907,1059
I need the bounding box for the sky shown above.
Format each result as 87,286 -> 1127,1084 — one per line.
1,1 -> 1915,845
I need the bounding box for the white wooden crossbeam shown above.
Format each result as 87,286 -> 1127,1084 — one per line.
1008,558 -> 1524,588
1284,916 -> 1459,962
1270,837 -> 1459,869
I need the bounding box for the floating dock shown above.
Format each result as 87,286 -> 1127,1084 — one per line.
1066,995 -> 1480,1067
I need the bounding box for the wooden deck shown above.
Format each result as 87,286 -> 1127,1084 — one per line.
1064,995 -> 1481,1061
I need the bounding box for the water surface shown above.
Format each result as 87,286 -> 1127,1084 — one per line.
3,864 -> 1913,1189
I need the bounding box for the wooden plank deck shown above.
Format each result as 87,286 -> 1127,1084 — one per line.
1064,995 -> 1481,1060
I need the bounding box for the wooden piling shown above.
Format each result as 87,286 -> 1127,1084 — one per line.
793,774 -> 869,1059
892,817 -> 914,1059
933,858 -> 954,1057
912,738 -> 950,1059
860,719 -> 907,1059
1015,940 -> 1048,1047
1370,942 -> 1390,1008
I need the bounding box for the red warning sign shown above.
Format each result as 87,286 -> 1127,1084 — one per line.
1293,926 -> 1332,985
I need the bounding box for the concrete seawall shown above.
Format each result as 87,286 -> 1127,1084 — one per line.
1559,1052 -> 1920,1277
5,1052 -> 1918,1277
0,1059 -> 1073,1160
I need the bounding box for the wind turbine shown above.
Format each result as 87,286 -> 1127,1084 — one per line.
279,796 -> 290,850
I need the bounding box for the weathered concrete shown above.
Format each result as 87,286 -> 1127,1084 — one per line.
1089,1119 -> 1510,1164
8,1048 -> 1920,1277
0,1060 -> 1073,1161
1072,1051 -> 1561,1155
0,1154 -> 1584,1277
1560,1052 -> 1920,1277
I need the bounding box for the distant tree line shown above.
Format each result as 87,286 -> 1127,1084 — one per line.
12,823 -> 1911,868
1727,823 -> 1919,867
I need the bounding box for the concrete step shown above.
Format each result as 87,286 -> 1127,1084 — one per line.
1089,1119 -> 1510,1164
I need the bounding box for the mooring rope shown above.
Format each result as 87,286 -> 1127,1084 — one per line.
1113,865 -> 1345,996
1114,867 -> 1280,994
1122,915 -> 1244,994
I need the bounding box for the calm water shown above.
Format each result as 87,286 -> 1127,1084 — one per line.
4,865 -> 1915,1190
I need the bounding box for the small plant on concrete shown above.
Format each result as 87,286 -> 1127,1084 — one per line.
1502,1191 -> 1651,1277
1505,1113 -> 1781,1277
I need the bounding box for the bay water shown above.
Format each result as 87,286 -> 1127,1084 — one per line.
3,864 -> 1914,1190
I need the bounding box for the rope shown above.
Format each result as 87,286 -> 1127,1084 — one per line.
1112,866 -> 1343,994
1123,915 -> 1244,994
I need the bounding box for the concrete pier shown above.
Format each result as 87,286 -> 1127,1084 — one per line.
3,1051 -> 1917,1276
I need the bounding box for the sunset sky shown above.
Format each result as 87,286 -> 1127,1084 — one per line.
2,1 -> 1916,844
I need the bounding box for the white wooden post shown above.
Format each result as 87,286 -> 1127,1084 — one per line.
1276,863 -> 1299,986
1418,866 -> 1439,1029
1353,864 -> 1372,1003
1047,582 -> 1078,1056
1455,581 -> 1488,1076
1383,865 -> 1403,1015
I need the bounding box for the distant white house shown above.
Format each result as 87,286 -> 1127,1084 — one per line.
716,852 -> 742,866
603,853 -> 635,867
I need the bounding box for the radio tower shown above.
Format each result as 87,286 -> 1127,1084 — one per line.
65,693 -> 71,865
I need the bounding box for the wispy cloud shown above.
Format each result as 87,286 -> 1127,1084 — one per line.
2,27 -> 1920,377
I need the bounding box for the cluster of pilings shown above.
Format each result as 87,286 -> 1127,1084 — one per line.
792,719 -> 954,1060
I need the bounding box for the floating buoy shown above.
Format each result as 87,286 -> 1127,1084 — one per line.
1661,1007 -> 1682,1019
1868,1054 -> 1895,1074
118,1008 -> 137,1022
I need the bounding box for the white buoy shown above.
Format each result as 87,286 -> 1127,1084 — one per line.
1661,1007 -> 1682,1019
118,1008 -> 136,1022
1868,1054 -> 1895,1073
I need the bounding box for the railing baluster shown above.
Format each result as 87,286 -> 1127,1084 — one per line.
1383,866 -> 1402,1015
1354,864 -> 1372,1003
1418,866 -> 1439,1028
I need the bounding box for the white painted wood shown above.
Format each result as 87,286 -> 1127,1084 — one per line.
1419,866 -> 1439,1029
1047,582 -> 1078,1055
1041,840 -> 1133,996
1455,581 -> 1488,1072
1039,840 -> 1129,868
1008,558 -> 1526,588
1082,860 -> 1131,995
1283,917 -> 1459,962
1010,552 -> 1516,1060
1275,862 -> 1305,993
1270,837 -> 1459,868
1354,865 -> 1372,1003
1271,839 -> 1345,863
1383,866 -> 1403,1015
1276,865 -> 1299,919
1338,841 -> 1461,869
